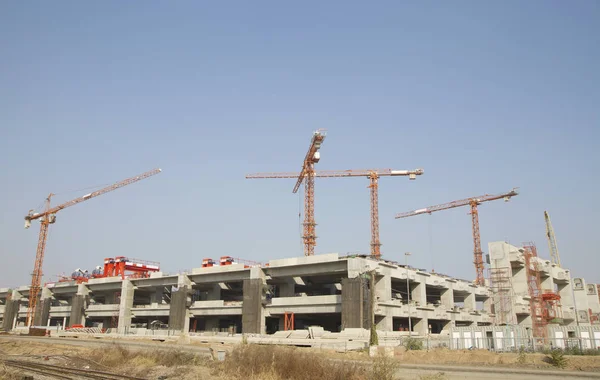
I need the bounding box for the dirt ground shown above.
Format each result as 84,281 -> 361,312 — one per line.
0,339 -> 219,380
393,347 -> 600,372
1,338 -> 600,379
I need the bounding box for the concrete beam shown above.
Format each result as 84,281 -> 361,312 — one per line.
266,260 -> 348,279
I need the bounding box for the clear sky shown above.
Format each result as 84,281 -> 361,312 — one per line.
1,2 -> 598,288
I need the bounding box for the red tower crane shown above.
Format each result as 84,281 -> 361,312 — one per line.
23,168 -> 162,326
248,130 -> 326,256
395,188 -> 518,285
247,168 -> 423,257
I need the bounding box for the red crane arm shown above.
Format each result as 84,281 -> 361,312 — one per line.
394,188 -> 519,219
292,129 -> 326,193
25,168 -> 162,223
247,168 -> 424,179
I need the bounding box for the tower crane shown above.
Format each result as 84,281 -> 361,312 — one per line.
246,168 -> 424,257
249,130 -> 326,256
544,211 -> 561,267
395,188 -> 518,285
24,168 -> 162,326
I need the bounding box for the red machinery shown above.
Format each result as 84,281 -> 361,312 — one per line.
100,256 -> 160,279
202,258 -> 216,268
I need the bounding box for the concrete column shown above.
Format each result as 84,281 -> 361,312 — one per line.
242,278 -> 266,334
33,287 -> 53,327
376,308 -> 393,331
279,279 -> 295,298
206,318 -> 220,331
69,284 -> 90,327
150,288 -> 163,306
69,295 -> 85,327
1,298 -> 18,331
207,284 -> 221,300
117,280 -> 134,334
464,293 -> 476,312
341,277 -> 371,329
558,281 -> 574,309
168,285 -> 191,331
483,297 -> 493,313
541,275 -> 553,292
34,298 -> 51,327
413,317 -> 429,336
412,282 -> 427,307
441,288 -> 454,308
375,274 -> 391,302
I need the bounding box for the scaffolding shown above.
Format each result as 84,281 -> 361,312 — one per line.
489,266 -> 515,325
523,242 -> 547,345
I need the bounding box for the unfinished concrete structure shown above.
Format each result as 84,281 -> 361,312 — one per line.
1,253 -> 493,335
488,241 -> 599,328
1,250 -> 597,339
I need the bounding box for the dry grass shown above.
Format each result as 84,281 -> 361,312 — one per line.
0,364 -> 21,380
370,353 -> 400,380
84,343 -> 206,376
418,373 -> 447,380
217,344 -> 372,380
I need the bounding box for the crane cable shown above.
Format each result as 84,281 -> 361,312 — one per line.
429,215 -> 434,273
298,183 -> 303,255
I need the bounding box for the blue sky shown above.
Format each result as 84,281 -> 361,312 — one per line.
1,2 -> 598,287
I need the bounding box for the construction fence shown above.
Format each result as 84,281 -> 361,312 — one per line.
445,325 -> 600,352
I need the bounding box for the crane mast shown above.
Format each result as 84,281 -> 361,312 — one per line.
395,188 -> 518,286
24,168 -> 161,326
247,168 -> 424,257
295,130 -> 326,256
544,211 -> 561,267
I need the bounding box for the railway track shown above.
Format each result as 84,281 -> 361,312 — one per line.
2,358 -> 148,380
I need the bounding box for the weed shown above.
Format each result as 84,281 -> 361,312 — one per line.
546,349 -> 568,369
370,327 -> 379,346
369,352 -> 399,380
563,346 -> 600,356
404,337 -> 423,351
517,346 -> 527,364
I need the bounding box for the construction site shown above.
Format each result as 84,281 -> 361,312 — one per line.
1,130 -> 599,352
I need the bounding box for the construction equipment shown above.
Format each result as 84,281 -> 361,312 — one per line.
294,130 -> 326,256
247,168 -> 424,257
523,242 -> 562,346
202,258 -> 216,268
23,168 -> 161,326
248,130 -> 326,256
100,256 -> 160,279
395,188 -> 518,286
544,211 -> 562,267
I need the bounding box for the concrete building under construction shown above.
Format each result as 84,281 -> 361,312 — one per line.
1,246 -> 599,342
